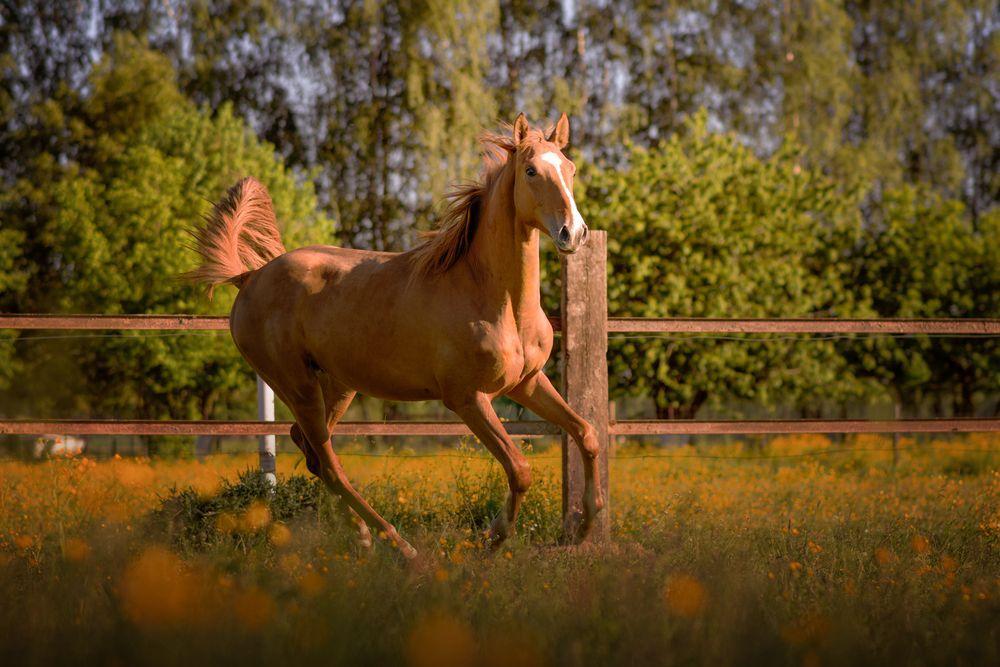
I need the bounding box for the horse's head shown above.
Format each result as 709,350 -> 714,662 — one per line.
511,113 -> 589,254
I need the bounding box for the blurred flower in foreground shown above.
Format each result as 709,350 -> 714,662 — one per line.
62,537 -> 91,561
233,587 -> 276,631
406,612 -> 477,667
119,546 -> 210,629
939,555 -> 959,573
268,522 -> 292,548
241,501 -> 271,531
297,570 -> 325,598
874,547 -> 898,566
216,511 -> 238,533
663,573 -> 708,618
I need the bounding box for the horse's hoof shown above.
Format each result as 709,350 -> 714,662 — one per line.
561,506 -> 602,545
482,531 -> 505,552
483,515 -> 511,552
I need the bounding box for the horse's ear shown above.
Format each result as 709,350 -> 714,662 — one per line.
547,112 -> 570,148
513,113 -> 529,144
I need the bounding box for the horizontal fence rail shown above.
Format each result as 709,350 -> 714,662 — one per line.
610,419 -> 1000,435
0,314 -> 231,330
0,420 -> 558,437
3,418 -> 998,437
2,314 -> 999,439
4,314 -> 1000,335
605,317 -> 1000,335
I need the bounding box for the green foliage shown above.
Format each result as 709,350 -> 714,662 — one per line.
0,4 -> 996,420
0,227 -> 25,386
579,114 -> 868,417
155,470 -> 324,552
0,36 -> 333,422
847,185 -> 999,413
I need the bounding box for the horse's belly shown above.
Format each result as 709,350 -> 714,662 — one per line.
312,334 -> 441,401
342,373 -> 438,402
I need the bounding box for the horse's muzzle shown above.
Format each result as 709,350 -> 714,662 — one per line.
555,222 -> 589,254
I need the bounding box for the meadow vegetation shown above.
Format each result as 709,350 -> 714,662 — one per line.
1,436 -> 996,666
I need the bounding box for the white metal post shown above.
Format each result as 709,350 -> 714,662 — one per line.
256,375 -> 276,487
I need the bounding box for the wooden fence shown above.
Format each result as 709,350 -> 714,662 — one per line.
2,231 -> 999,536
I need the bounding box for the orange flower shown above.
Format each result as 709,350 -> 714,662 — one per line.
940,555 -> 959,573
63,537 -> 91,562
912,535 -> 930,554
406,613 -> 477,667
874,547 -> 897,566
240,501 -> 271,531
118,546 -> 211,629
216,511 -> 238,533
663,573 -> 708,618
268,523 -> 292,548
297,570 -> 325,598
278,553 -> 302,574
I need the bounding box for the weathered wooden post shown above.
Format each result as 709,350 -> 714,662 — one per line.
560,230 -> 610,540
256,375 -> 276,487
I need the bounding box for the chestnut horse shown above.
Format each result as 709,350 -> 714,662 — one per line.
187,113 -> 603,558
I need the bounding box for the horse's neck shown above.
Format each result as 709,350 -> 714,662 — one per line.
468,166 -> 541,323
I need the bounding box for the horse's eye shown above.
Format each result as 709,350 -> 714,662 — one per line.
525,166 -> 537,177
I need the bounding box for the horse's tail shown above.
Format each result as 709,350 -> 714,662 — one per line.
184,177 -> 287,297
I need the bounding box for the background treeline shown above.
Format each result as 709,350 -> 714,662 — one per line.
0,1 -> 996,426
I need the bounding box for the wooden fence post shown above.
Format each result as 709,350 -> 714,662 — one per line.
560,230 -> 610,540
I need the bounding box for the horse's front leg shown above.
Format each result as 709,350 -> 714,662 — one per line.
446,391 -> 531,549
507,372 -> 605,543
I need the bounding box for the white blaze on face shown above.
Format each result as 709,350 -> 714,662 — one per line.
540,151 -> 586,235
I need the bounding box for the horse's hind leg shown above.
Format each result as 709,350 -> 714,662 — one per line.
316,378 -> 373,549
291,416 -> 371,550
290,379 -> 417,559
289,424 -> 321,475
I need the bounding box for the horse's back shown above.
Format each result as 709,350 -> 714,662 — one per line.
229,244 -> 442,399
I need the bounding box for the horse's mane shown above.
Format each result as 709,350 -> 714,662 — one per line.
411,125 -> 546,276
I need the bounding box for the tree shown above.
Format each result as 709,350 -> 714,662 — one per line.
4,1 -> 994,237
846,185 -> 997,416
577,113 -> 866,419
0,35 -> 333,421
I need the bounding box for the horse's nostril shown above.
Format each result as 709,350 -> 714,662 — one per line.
558,226 -> 571,245
581,226 -> 590,244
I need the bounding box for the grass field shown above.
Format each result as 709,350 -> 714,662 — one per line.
1,434 -> 997,666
